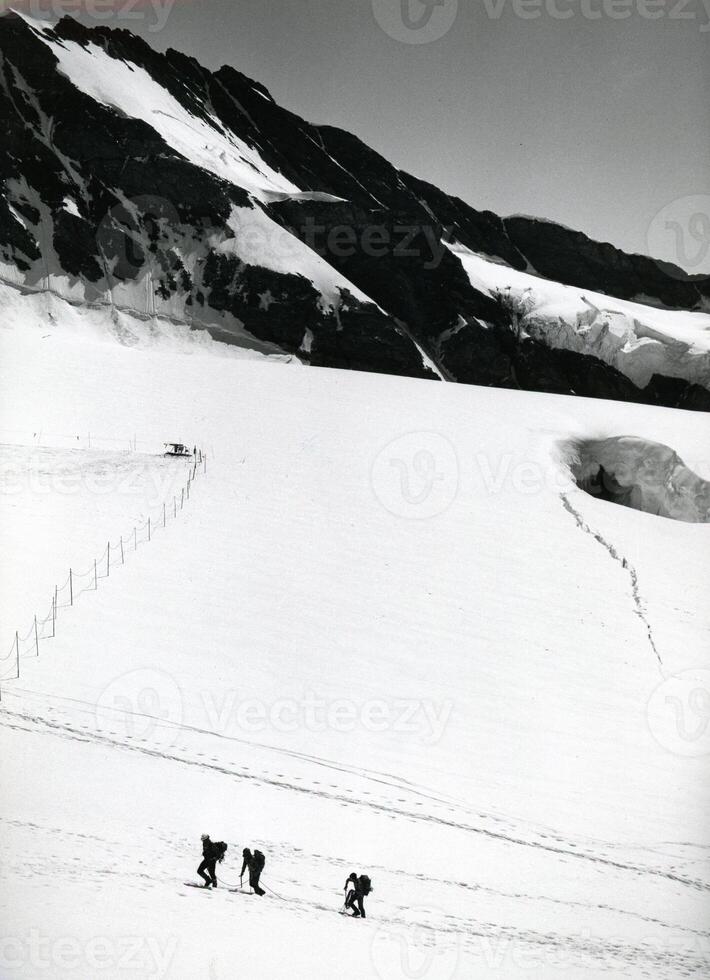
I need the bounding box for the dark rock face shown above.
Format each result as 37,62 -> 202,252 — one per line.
267,198 -> 504,357
504,217 -> 709,311
0,12 -> 707,410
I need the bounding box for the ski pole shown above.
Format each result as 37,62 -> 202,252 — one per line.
261,880 -> 284,900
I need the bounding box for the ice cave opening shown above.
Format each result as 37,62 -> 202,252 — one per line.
565,436 -> 710,523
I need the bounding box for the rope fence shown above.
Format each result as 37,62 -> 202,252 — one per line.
0,448 -> 208,698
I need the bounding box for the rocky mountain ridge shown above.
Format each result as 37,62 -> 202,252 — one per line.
1,10 -> 708,409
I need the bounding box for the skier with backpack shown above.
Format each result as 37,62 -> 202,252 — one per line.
241,847 -> 266,895
344,873 -> 372,918
197,834 -> 228,888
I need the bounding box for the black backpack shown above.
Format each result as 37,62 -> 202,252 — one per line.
214,842 -> 228,863
359,875 -> 372,896
253,849 -> 265,870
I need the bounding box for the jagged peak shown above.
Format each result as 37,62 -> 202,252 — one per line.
215,64 -> 275,104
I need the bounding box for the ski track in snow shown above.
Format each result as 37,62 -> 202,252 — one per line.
1,796 -> 708,978
559,493 -> 664,669
2,703 -> 707,897
2,708 -> 709,978
1,325 -> 708,978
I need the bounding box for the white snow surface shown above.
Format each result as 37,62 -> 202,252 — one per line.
218,205 -> 375,311
449,243 -> 710,390
1,314 -> 709,978
60,196 -> 81,218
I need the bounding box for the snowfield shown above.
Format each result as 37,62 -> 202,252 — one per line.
1,316 -> 709,979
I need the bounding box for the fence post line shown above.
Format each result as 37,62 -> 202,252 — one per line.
34,616 -> 39,657
69,569 -> 73,606
52,587 -> 57,637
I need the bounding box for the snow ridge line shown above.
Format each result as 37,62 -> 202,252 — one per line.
0,450 -> 208,696
559,492 -> 663,670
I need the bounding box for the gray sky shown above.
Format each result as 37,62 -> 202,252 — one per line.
65,0 -> 709,271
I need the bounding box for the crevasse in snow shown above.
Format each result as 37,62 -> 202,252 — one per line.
564,435 -> 710,523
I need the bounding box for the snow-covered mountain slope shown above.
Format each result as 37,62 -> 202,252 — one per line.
1,321 -> 709,978
451,244 -> 710,390
0,278 -> 293,358
1,10 -> 709,409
